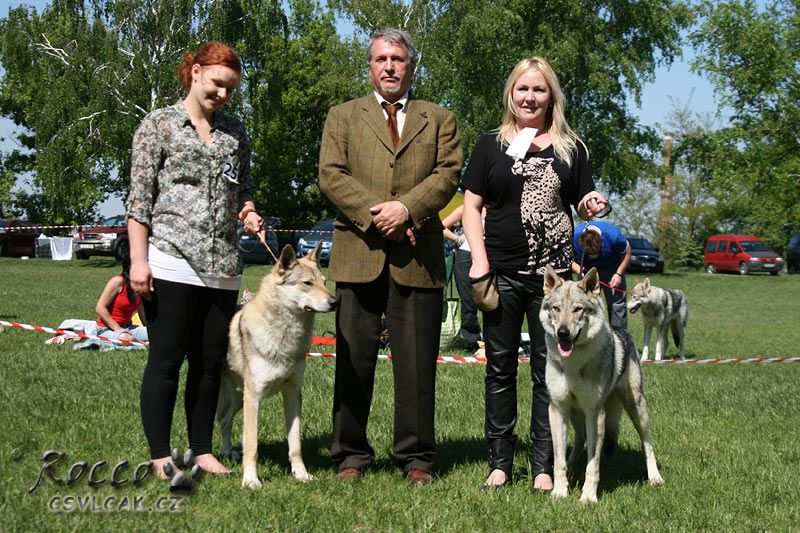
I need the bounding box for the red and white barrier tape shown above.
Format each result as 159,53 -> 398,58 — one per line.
304,352 -> 800,365
8,224 -> 85,231
9,223 -> 334,233
643,357 -> 800,364
0,320 -> 147,347
4,319 -> 799,365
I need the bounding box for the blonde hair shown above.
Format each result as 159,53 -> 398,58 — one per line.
496,57 -> 585,167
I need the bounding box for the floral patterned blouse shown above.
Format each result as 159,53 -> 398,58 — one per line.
126,101 -> 253,277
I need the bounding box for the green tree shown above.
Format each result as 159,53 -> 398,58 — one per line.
0,0 -> 205,223
688,0 -> 800,251
237,0 -> 365,225
333,0 -> 694,193
0,0 -> 364,226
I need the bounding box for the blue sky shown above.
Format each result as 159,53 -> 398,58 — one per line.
1,0 -> 726,216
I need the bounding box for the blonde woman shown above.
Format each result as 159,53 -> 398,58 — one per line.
461,57 -> 607,490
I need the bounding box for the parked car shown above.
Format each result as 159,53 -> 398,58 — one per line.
0,218 -> 37,257
237,221 -> 279,264
296,218 -> 333,266
786,233 -> 800,274
704,234 -> 784,275
626,237 -> 665,273
75,215 -> 129,260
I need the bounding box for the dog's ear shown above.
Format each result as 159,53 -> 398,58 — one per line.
276,244 -> 298,275
307,241 -> 323,264
579,267 -> 601,297
642,278 -> 651,292
543,264 -> 563,296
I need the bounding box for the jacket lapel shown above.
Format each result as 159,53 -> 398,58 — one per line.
360,96 -> 395,152
397,98 -> 428,155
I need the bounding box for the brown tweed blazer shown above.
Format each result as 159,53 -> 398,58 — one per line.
319,94 -> 462,288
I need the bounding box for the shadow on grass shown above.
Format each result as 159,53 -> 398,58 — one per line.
233,432 -> 487,477
567,444 -> 657,496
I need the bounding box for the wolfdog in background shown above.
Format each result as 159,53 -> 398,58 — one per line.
627,278 -> 688,361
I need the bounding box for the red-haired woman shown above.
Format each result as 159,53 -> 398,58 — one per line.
127,41 -> 266,480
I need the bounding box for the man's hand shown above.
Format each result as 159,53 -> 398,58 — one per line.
370,201 -> 415,245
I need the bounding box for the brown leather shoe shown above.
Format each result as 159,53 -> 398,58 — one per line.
337,467 -> 362,482
407,469 -> 432,486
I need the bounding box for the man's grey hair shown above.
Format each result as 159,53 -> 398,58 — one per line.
367,28 -> 418,69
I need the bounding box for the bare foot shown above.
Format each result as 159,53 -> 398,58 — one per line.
151,456 -> 180,480
194,453 -> 232,475
483,468 -> 509,487
533,473 -> 553,491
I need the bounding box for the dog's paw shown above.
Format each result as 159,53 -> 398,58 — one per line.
293,471 -> 315,482
579,492 -> 598,504
551,486 -> 569,499
221,448 -> 242,462
649,474 -> 665,486
241,474 -> 262,490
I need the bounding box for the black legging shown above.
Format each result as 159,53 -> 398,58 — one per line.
140,278 -> 237,459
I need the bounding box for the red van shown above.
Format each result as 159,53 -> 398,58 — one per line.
704,234 -> 784,275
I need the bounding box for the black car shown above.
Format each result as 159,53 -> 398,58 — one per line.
627,237 -> 665,273
237,221 -> 280,265
787,233 -> 800,274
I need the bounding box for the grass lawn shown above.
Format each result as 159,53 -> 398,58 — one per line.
1,257 -> 799,530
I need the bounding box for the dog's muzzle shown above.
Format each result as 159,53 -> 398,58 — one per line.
556,326 -> 578,358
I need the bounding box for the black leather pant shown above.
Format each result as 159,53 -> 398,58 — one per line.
483,272 -> 554,479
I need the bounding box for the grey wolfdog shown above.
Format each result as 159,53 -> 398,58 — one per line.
627,278 -> 688,361
217,243 -> 337,489
540,265 -> 664,503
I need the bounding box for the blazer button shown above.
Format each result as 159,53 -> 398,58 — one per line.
391,189 -> 398,196
389,161 -> 395,168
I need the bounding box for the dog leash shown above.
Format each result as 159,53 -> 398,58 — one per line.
249,219 -> 279,263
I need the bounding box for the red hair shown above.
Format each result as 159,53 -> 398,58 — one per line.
178,41 -> 242,90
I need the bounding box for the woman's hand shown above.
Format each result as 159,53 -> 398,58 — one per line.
130,260 -> 153,297
242,210 -> 270,251
469,257 -> 490,280
579,191 -> 609,219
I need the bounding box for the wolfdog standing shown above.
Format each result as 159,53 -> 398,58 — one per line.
627,278 -> 688,361
217,243 -> 337,489
540,265 -> 664,503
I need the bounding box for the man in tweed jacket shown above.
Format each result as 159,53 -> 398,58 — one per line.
319,28 -> 462,485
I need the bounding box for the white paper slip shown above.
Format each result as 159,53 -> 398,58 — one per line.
505,127 -> 538,159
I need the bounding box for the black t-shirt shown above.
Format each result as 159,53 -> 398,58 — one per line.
462,132 -> 594,275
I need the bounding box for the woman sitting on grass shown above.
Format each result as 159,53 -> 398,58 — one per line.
95,252 -> 148,344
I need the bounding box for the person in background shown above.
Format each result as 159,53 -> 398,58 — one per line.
442,203 -> 483,355
95,251 -> 148,344
571,220 -> 631,329
319,28 -> 462,485
127,41 -> 267,480
461,56 -> 608,490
